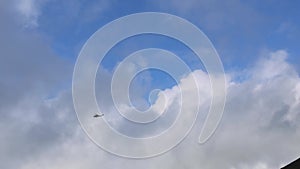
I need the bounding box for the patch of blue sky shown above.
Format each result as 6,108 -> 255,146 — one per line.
101,34 -> 205,71
99,33 -> 205,101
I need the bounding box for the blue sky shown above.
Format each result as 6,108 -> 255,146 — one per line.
35,0 -> 300,70
1,0 -> 300,169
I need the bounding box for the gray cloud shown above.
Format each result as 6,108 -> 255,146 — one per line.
0,1 -> 75,168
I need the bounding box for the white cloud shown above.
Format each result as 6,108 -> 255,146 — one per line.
9,49 -> 300,169
252,50 -> 295,80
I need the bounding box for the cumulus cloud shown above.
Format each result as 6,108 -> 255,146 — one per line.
9,49 -> 300,169
200,50 -> 300,168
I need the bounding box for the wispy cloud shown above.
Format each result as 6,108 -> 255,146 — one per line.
14,0 -> 48,28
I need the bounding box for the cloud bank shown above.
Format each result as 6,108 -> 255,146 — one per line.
3,48 -> 300,169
